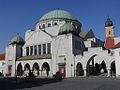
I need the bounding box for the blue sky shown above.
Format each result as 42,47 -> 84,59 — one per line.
0,0 -> 120,52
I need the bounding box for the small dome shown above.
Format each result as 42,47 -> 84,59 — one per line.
10,34 -> 25,45
59,23 -> 77,35
105,17 -> 113,27
40,9 -> 76,21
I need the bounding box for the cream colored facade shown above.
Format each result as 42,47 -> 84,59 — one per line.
4,9 -> 120,78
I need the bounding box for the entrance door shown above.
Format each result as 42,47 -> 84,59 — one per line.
8,65 -> 12,76
59,65 -> 65,77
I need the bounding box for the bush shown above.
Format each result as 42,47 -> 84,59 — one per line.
26,72 -> 36,79
53,71 -> 62,79
0,72 -> 3,76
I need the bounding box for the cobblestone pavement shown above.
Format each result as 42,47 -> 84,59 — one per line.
0,77 -> 120,90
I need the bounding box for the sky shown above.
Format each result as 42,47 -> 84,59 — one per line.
0,0 -> 120,53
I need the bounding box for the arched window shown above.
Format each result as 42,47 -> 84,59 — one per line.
42,24 -> 45,28
17,63 -> 23,76
24,63 -> 30,71
39,25 -> 41,29
48,23 -> 51,27
32,63 -> 39,76
54,22 -> 57,25
42,62 -> 50,76
109,31 -> 111,35
76,62 -> 84,76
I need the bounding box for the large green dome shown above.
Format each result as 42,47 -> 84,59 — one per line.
59,23 -> 77,35
40,10 -> 76,21
10,34 -> 25,45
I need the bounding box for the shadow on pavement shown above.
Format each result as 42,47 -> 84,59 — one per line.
94,84 -> 120,90
0,77 -> 62,90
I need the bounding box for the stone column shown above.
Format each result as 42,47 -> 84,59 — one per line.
84,69 -> 87,77
74,69 -> 76,77
107,68 -> 111,77
37,45 -> 39,55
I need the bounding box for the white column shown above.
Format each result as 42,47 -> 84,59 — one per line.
107,68 -> 111,77
37,45 -> 39,55
28,46 -> 30,56
46,43 -> 48,54
84,69 -> 87,77
74,69 -> 76,77
33,45 -> 35,55
41,44 -> 43,55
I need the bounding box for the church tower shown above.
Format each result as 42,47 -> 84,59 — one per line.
105,17 -> 115,49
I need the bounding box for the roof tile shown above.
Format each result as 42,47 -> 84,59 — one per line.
0,54 -> 5,60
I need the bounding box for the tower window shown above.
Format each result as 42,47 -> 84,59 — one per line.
109,31 -> 111,35
48,23 -> 51,27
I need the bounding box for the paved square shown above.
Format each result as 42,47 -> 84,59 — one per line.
0,77 -> 120,90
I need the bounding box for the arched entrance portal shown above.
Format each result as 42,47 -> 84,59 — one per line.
32,63 -> 39,76
76,62 -> 84,76
41,62 -> 50,77
111,61 -> 116,76
100,61 -> 107,75
86,54 -> 97,76
24,63 -> 30,76
17,63 -> 23,76
94,63 -> 100,75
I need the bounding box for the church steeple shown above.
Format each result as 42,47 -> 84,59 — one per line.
105,17 -> 114,38
105,17 -> 115,49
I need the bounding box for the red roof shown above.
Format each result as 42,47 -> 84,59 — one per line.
115,42 -> 120,48
105,37 -> 114,49
0,54 -> 5,60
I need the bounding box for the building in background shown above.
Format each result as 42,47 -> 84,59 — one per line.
4,9 -> 120,78
0,53 -> 5,76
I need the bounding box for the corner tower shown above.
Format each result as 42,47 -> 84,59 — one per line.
105,17 -> 115,49
5,34 -> 24,76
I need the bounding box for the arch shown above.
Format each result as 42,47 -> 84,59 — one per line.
94,63 -> 100,75
86,54 -> 97,76
111,60 -> 116,76
48,23 -> 51,27
24,63 -> 30,71
32,63 -> 39,76
100,61 -> 107,73
39,25 -> 41,29
54,22 -> 57,25
76,62 -> 84,76
41,62 -> 50,76
17,63 -> 23,76
42,24 -> 45,28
